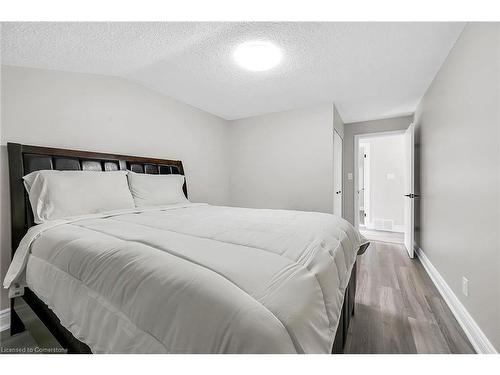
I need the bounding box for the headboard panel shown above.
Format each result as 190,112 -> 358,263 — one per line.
7,143 -> 187,253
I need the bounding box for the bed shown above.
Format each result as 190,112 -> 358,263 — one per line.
5,142 -> 369,354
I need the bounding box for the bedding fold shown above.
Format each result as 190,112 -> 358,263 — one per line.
4,203 -> 364,353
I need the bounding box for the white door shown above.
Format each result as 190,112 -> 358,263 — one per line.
359,142 -> 370,227
403,123 -> 415,258
333,130 -> 343,217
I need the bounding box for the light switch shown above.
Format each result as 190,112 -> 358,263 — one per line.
387,173 -> 395,180
347,173 -> 353,180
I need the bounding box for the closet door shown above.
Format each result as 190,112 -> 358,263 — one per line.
333,129 -> 343,217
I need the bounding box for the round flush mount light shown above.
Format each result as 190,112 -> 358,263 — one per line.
233,41 -> 282,72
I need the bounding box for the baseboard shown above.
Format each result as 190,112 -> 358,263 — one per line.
415,246 -> 497,354
363,223 -> 404,233
392,224 -> 405,233
0,308 -> 10,332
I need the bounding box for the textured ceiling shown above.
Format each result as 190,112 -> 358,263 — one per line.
1,22 -> 465,122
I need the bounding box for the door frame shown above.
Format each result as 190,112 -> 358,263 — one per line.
333,128 -> 344,217
353,129 -> 406,230
358,141 -> 370,227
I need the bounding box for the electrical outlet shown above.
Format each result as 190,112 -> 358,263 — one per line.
462,277 -> 469,297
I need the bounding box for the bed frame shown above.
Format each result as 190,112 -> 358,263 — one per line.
7,142 -> 368,354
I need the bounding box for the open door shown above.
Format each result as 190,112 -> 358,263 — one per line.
403,123 -> 415,258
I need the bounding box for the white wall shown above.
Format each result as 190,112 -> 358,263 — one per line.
361,134 -> 405,229
0,66 -> 346,313
0,65 -> 231,310
0,27 -> 5,314
343,116 -> 412,225
228,104 -> 343,214
414,23 -> 500,351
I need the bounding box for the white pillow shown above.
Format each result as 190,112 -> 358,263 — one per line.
127,172 -> 188,207
23,170 -> 135,223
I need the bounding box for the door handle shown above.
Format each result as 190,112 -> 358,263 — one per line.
404,193 -> 420,198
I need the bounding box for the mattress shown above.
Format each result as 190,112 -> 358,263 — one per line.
4,203 -> 364,353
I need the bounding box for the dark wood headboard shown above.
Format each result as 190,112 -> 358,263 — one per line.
7,142 -> 187,254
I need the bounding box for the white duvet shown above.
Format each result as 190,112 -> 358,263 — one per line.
4,203 -> 364,354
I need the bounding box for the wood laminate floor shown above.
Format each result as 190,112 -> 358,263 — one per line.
344,240 -> 475,354
1,240 -> 474,354
0,300 -> 65,354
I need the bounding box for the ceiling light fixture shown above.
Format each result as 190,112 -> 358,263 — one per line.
233,41 -> 282,72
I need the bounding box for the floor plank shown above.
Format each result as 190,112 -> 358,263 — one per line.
344,240 -> 475,354
0,299 -> 65,354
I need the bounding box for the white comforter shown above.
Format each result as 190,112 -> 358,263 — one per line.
4,203 -> 364,354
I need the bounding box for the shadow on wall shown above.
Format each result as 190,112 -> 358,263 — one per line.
0,144 -> 12,311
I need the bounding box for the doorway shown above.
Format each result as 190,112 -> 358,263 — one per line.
354,130 -> 410,248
